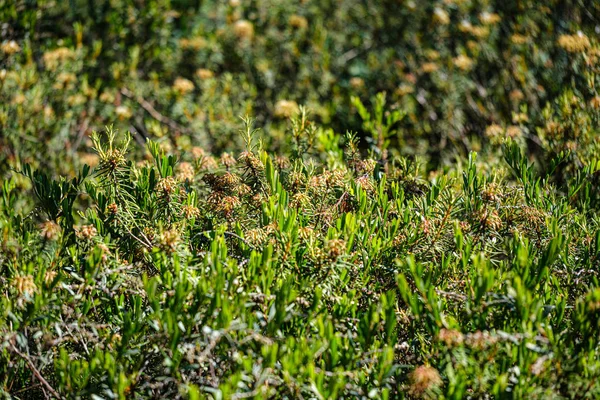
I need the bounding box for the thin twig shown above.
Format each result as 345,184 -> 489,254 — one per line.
120,87 -> 191,134
9,344 -> 61,399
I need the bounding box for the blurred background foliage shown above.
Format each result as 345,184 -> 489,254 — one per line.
2,0 -> 599,175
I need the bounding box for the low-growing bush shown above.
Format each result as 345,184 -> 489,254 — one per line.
2,1 -> 600,399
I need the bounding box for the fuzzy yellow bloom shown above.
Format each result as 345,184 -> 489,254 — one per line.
99,91 -> 115,103
506,125 -> 522,139
479,12 -> 501,25
512,112 -> 528,124
511,34 -> 528,45
1,40 -> 21,55
453,54 -> 474,71
409,365 -> 442,397
43,47 -> 75,70
274,100 -> 299,118
437,328 -> 464,347
173,77 -> 195,95
289,15 -> 308,29
485,123 -> 504,143
67,94 -> 86,106
182,204 -> 201,219
196,68 -> 214,80
509,89 -> 524,102
180,37 -> 207,50
350,77 -> 365,89
156,176 -> 178,196
233,20 -> 254,40
43,105 -> 54,121
14,275 -> 37,297
558,32 -> 591,53
421,62 -> 439,73
56,72 -> 77,85
76,224 -> 97,240
159,229 -> 180,252
433,8 -> 450,25
13,93 -> 26,105
44,270 -> 58,285
40,221 -> 61,241
396,84 -> 414,96
220,152 -> 237,168
115,106 -> 132,120
245,228 -> 267,247
176,162 -> 195,182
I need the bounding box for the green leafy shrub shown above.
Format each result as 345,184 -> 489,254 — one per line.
2,1 -> 600,399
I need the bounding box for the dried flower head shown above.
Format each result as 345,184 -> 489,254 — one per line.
238,151 -> 264,171
298,226 -> 315,241
200,155 -> 218,171
40,221 -> 61,241
182,204 -> 201,219
482,183 -> 501,203
99,91 -> 115,103
291,192 -> 310,208
54,72 -> 77,89
44,270 -> 58,285
326,239 -> 346,259
177,162 -> 195,182
409,365 -> 443,397
76,224 -> 98,240
465,330 -> 498,349
275,156 -> 290,170
220,152 -> 237,168
108,203 -> 118,215
156,176 -> 178,196
216,195 -> 241,215
159,229 -> 181,252
192,146 -> 206,160
14,275 -> 37,297
355,175 -> 374,192
485,123 -> 504,143
480,210 -> 502,230
506,125 -> 522,139
396,84 -> 414,96
245,228 -> 267,247
437,328 -> 464,347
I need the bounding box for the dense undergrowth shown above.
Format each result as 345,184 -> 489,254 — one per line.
2,0 -> 600,399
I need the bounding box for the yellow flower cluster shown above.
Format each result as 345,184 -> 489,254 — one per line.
43,47 -> 75,70
274,100 -> 299,118
172,77 -> 195,95
558,32 -> 591,53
